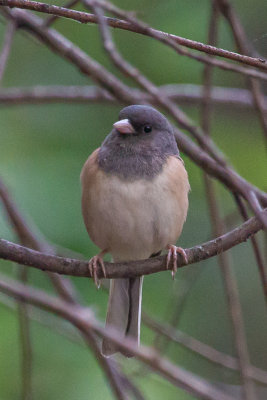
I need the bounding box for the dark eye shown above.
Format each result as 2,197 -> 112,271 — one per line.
144,125 -> 152,133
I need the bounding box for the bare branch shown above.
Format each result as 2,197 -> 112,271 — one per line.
0,0 -> 266,73
0,209 -> 266,279
0,84 -> 266,110
83,0 -> 267,81
44,0 -> 80,27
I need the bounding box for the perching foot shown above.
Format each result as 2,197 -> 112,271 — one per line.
88,253 -> 107,289
166,245 -> 188,279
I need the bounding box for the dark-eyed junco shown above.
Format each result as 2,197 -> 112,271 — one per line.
81,105 -> 190,357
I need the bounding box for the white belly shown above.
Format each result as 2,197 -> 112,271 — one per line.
82,156 -> 189,262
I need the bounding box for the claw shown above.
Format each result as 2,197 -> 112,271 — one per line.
166,245 -> 188,279
88,253 -> 107,289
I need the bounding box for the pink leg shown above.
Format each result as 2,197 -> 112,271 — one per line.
166,245 -> 188,279
88,249 -> 108,289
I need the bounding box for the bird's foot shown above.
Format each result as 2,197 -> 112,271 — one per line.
88,253 -> 107,289
166,245 -> 188,279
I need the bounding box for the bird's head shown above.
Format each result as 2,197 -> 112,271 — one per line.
113,105 -> 173,140
98,105 -> 179,179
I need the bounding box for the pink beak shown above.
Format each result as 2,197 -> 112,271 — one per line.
113,119 -> 135,134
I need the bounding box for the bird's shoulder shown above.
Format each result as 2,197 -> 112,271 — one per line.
162,155 -> 190,194
80,148 -> 100,184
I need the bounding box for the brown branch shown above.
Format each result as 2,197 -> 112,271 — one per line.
83,0 -> 267,82
0,85 -> 266,110
1,7 -> 138,104
0,273 -> 239,400
0,0 -> 266,74
44,0 -> 80,27
0,209 -> 266,279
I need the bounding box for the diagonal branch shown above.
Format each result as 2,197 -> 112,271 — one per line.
44,0 -> 80,27
0,0 -> 266,73
83,0 -> 267,82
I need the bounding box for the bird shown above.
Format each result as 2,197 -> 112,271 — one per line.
81,105 -> 190,357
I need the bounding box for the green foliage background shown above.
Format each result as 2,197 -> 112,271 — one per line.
0,0 -> 267,398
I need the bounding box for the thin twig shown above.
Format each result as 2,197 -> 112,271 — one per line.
83,0 -> 267,81
0,0 -> 266,73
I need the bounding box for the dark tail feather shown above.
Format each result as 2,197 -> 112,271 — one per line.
102,252 -> 160,357
102,277 -> 143,357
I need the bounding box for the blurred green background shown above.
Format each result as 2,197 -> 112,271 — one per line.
0,0 -> 267,398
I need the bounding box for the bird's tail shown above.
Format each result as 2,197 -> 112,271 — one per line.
102,277 -> 143,357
